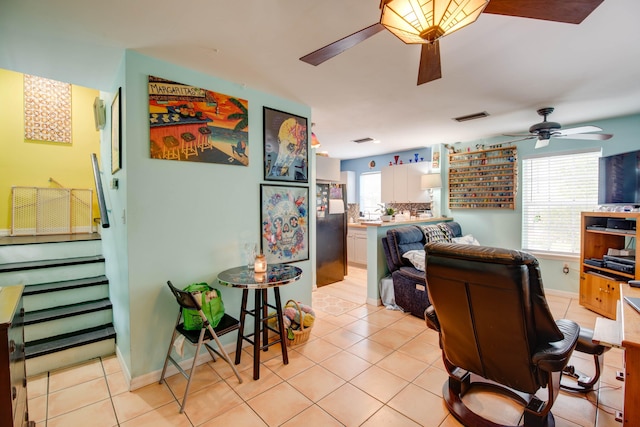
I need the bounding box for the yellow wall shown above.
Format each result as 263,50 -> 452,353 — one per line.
0,68 -> 101,231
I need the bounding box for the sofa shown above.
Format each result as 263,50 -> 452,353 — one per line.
381,222 -> 463,318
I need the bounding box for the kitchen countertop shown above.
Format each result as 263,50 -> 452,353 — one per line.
348,217 -> 452,228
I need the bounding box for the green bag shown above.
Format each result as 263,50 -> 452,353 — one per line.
182,283 -> 225,330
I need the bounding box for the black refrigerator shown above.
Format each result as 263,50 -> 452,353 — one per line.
316,183 -> 347,286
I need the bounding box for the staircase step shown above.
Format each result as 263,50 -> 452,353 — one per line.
0,255 -> 105,273
25,324 -> 116,360
0,236 -> 102,263
23,275 -> 109,296
0,256 -> 105,286
24,299 -> 113,342
24,298 -> 112,325
26,336 -> 115,377
0,236 -> 115,376
22,276 -> 109,312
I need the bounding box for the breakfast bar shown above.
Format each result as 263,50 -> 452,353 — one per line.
348,217 -> 453,306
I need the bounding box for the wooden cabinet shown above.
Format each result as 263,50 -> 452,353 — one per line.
347,228 -> 367,265
1,284 -> 33,427
448,147 -> 517,209
580,273 -> 621,318
580,212 -> 639,319
381,162 -> 430,203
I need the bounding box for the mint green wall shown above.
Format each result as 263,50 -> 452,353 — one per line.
99,51 -> 313,383
440,113 -> 640,294
99,55 -> 133,378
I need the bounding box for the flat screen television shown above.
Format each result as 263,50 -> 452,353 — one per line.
598,149 -> 640,205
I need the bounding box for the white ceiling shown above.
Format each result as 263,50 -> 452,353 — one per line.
1,0 -> 639,159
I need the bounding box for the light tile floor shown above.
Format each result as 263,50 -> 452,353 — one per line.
27,267 -> 624,426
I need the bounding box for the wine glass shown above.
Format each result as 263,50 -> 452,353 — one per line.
244,243 -> 257,268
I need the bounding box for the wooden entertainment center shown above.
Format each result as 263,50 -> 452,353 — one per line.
580,211 -> 638,319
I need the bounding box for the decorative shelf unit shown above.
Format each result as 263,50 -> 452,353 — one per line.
448,147 -> 517,209
579,211 -> 638,319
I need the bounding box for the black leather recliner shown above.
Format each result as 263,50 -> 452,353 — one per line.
424,243 -> 580,427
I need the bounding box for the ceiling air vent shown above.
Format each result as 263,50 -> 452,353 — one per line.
352,137 -> 376,144
453,111 -> 490,122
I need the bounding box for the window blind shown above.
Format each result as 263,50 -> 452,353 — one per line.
522,150 -> 600,254
359,172 -> 381,217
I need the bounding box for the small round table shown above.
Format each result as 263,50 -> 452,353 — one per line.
217,264 -> 302,380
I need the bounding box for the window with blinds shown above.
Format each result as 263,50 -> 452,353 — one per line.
522,150 -> 600,255
360,172 -> 381,218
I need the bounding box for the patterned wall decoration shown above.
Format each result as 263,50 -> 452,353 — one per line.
24,75 -> 72,143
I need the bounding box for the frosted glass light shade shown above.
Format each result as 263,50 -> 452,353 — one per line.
380,0 -> 489,44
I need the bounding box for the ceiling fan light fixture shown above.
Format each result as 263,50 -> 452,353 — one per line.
380,0 -> 489,44
535,139 -> 550,149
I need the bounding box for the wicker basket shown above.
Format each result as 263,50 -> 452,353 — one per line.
284,300 -> 312,347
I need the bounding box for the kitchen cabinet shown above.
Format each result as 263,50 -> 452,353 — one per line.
580,212 -> 639,319
316,155 -> 341,182
381,162 -> 430,203
347,228 -> 367,265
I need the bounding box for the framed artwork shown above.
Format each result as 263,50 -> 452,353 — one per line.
148,76 -> 249,166
23,74 -> 72,144
432,145 -> 441,170
260,184 -> 309,264
111,87 -> 122,174
263,107 -> 308,182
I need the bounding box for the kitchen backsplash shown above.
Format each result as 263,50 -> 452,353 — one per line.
347,203 -> 432,222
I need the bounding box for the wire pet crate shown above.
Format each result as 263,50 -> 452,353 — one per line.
11,186 -> 93,235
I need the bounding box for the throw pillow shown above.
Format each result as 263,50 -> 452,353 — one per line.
402,250 -> 425,271
421,223 -> 453,243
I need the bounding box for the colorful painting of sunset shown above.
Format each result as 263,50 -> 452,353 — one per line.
148,76 -> 249,166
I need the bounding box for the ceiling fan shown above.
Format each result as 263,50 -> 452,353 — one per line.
505,107 -> 614,149
300,0 -> 604,85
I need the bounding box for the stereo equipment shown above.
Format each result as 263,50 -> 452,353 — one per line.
585,258 -> 605,268
603,254 -> 636,274
606,218 -> 635,230
604,261 -> 635,274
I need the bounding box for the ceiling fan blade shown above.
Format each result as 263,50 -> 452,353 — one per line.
502,136 -> 535,144
300,23 -> 385,66
535,139 -> 550,149
483,0 -> 604,24
503,133 -> 535,137
417,41 -> 442,85
556,125 -> 602,135
555,133 -> 614,140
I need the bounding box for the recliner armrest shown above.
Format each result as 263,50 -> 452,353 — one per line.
532,319 -> 580,373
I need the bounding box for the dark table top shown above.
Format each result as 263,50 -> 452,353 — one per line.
217,264 -> 302,289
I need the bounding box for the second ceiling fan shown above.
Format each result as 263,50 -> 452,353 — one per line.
300,0 -> 604,85
505,107 -> 613,149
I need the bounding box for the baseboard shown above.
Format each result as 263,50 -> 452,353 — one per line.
115,345 -> 132,389
128,340 -> 240,391
366,297 -> 382,306
0,229 -> 9,237
545,288 -> 579,299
